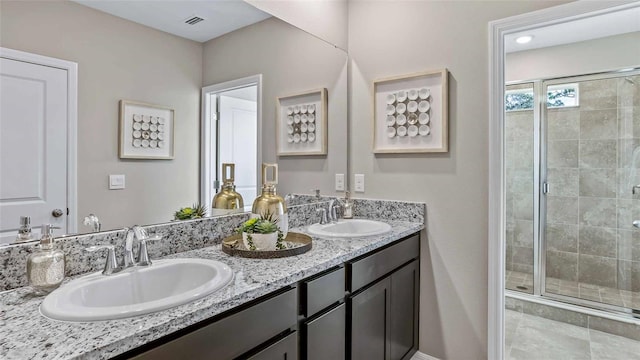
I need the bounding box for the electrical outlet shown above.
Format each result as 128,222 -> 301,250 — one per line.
335,174 -> 345,191
109,174 -> 125,190
354,174 -> 365,193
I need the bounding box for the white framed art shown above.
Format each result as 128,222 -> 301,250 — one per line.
119,100 -> 174,159
276,88 -> 327,156
373,69 -> 448,153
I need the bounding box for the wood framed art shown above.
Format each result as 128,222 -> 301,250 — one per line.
119,100 -> 174,159
373,69 -> 448,153
276,88 -> 327,156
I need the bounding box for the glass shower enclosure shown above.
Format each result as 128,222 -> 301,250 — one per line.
505,69 -> 640,316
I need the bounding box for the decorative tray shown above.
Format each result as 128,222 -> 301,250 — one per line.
221,232 -> 312,259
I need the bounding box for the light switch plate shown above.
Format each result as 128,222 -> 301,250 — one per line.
354,174 -> 365,193
109,174 -> 125,190
335,173 -> 345,191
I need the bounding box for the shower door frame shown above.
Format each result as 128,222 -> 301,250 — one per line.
535,69 -> 640,317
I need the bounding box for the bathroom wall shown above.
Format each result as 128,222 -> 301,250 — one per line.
202,17 -> 348,196
347,1 -> 569,359
244,0 -> 348,50
506,32 -> 640,82
0,1 -> 203,231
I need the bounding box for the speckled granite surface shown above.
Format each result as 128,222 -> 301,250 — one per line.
0,200 -> 350,292
0,219 -> 423,360
0,214 -> 250,291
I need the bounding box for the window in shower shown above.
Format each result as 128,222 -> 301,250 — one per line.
543,72 -> 640,312
505,83 -> 536,294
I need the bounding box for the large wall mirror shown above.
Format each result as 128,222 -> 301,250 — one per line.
0,0 -> 347,244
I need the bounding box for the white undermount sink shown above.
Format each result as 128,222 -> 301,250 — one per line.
307,219 -> 392,238
40,258 -> 233,322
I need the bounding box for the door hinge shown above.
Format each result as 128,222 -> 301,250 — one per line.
213,180 -> 220,192
542,182 -> 549,195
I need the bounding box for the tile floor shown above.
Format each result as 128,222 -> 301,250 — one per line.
505,309 -> 640,360
506,270 -> 640,309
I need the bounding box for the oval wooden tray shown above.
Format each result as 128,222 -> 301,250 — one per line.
221,232 -> 312,259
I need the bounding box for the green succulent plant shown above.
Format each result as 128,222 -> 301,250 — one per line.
236,213 -> 285,251
174,203 -> 207,220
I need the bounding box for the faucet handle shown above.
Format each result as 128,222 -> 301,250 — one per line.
137,235 -> 161,266
85,245 -> 120,275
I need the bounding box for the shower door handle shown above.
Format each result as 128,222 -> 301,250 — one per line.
633,220 -> 640,229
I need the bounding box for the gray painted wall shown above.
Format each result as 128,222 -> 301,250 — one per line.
202,17 -> 348,197
347,1 -> 569,358
0,1 -> 203,232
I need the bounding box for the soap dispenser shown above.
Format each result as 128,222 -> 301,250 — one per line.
26,224 -> 65,295
212,163 -> 244,211
251,163 -> 288,237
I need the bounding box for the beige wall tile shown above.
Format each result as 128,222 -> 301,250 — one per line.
548,168 -> 579,197
579,197 -> 617,228
547,108 -> 579,140
578,226 -> 617,258
547,196 -> 579,224
579,140 -> 617,169
578,254 -> 617,288
546,223 -> 578,253
579,169 -> 617,198
546,250 -> 578,281
548,140 -> 579,168
579,109 -> 618,140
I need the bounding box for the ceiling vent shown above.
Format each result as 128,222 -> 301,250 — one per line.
184,16 -> 205,25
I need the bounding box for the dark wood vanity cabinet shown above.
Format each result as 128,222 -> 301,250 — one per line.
347,235 -> 420,360
121,233 -> 420,360
127,288 -> 298,360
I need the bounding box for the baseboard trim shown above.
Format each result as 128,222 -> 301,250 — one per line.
412,351 -> 440,360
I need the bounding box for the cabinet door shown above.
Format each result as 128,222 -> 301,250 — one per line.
304,303 -> 345,360
349,277 -> 391,360
390,261 -> 418,360
248,332 -> 298,360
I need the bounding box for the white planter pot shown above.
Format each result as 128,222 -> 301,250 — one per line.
242,232 -> 278,251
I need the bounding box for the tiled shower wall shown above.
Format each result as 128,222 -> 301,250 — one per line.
505,86 -> 535,280
545,75 -> 640,292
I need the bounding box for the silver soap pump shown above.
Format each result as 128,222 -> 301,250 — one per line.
26,224 -> 65,295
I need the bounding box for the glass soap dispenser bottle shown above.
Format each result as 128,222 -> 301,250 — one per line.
27,224 -> 65,295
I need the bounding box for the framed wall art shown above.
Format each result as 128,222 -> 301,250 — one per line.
373,69 -> 449,153
119,100 -> 174,159
276,88 -> 327,156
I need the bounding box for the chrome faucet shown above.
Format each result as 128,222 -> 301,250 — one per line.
85,226 -> 160,275
328,199 -> 343,223
122,228 -> 136,269
316,207 -> 329,225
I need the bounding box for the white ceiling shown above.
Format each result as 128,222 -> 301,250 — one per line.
505,6 -> 640,53
74,0 -> 272,43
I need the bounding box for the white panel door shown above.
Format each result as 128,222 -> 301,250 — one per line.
219,95 -> 257,210
0,58 -> 68,243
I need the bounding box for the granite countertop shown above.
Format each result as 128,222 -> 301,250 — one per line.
0,220 -> 423,360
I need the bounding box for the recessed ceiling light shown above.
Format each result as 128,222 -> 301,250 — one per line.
516,35 -> 533,44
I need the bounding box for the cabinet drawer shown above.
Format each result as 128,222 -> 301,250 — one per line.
347,234 -> 419,292
131,288 -> 297,360
247,332 -> 298,360
302,266 -> 345,317
304,303 -> 345,360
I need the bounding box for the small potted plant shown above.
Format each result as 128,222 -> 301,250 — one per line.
174,203 -> 207,220
236,214 -> 284,251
